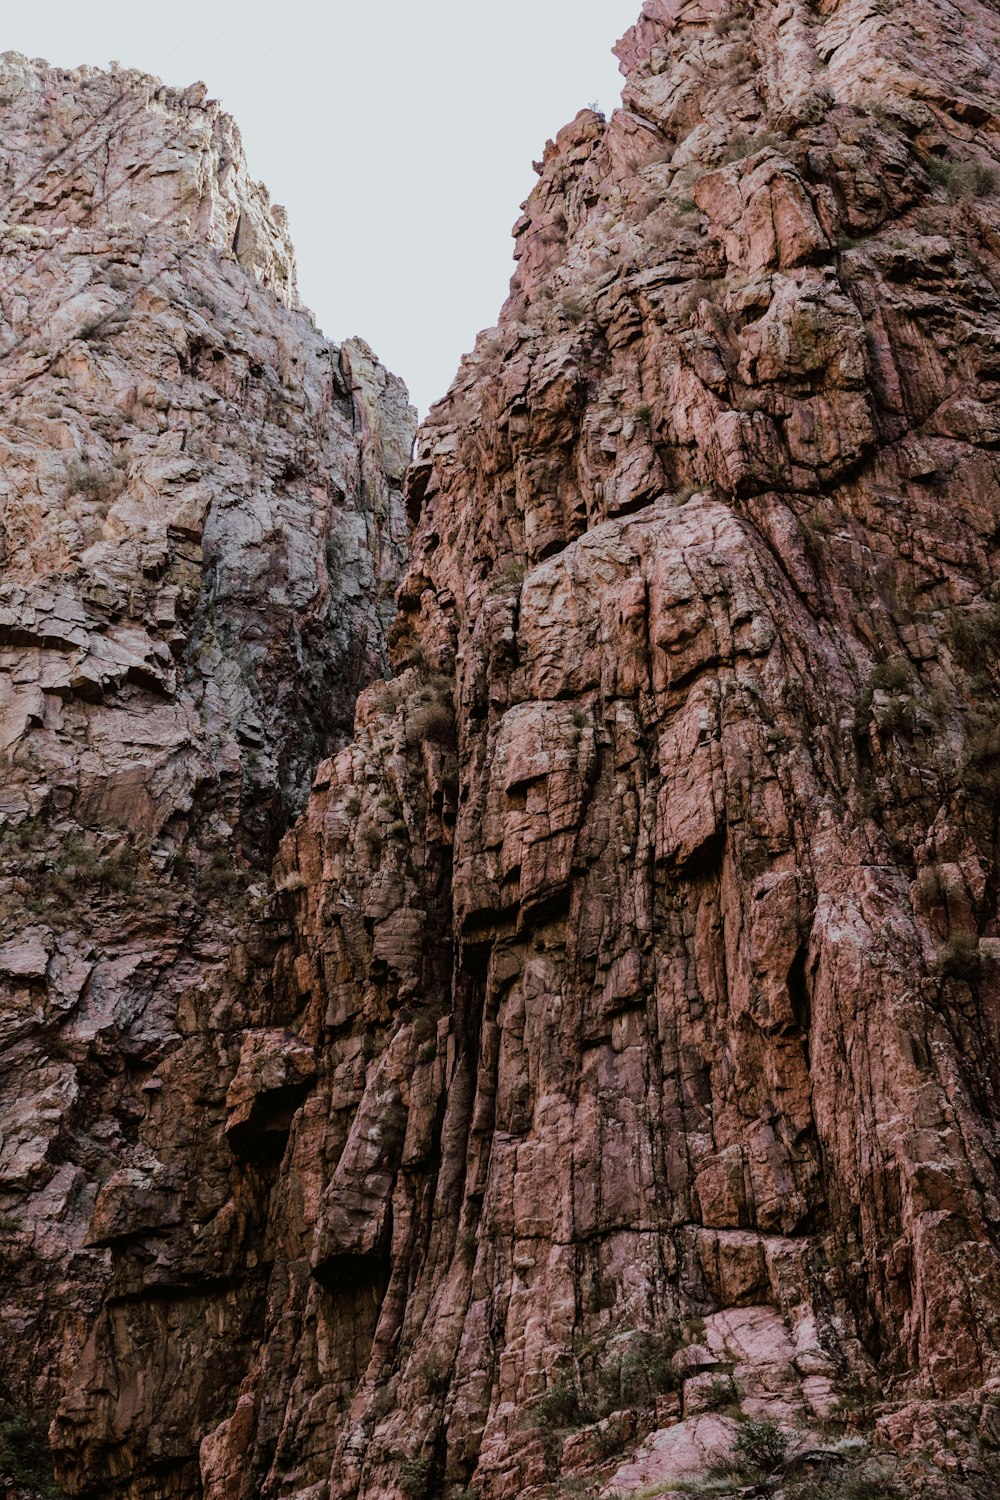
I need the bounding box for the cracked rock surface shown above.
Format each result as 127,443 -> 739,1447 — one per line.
0,49 -> 412,1498
8,1 -> 1000,1498
178,1 -> 1000,1496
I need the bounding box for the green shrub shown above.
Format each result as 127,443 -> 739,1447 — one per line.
959,720 -> 1000,802
869,659 -> 912,692
0,1406 -> 65,1498
873,693 -> 916,738
2,821 -> 144,905
927,155 -> 998,201
703,1375 -> 741,1414
951,602 -> 1000,669
732,1417 -> 789,1475
399,1455 -> 436,1499
535,1377 -> 585,1429
199,849 -> 245,903
669,196 -> 701,220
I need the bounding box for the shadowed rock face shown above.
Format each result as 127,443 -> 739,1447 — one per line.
0,50 -> 413,1500
8,0 -> 1000,1496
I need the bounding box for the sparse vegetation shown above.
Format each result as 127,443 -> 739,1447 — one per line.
719,130 -> 783,164
592,1330 -> 682,1413
360,823 -> 384,861
406,699 -> 454,747
0,1405 -> 66,1498
489,557 -> 526,595
731,1416 -> 789,1475
786,1472 -> 903,1500
559,291 -> 589,325
399,1455 -> 436,1500
830,1377 -> 882,1428
959,716 -> 1000,803
0,818 -> 145,909
712,7 -> 748,34
869,659 -> 912,693
926,154 -> 998,201
535,1376 -> 585,1430
64,455 -> 120,501
702,1375 -> 741,1415
199,848 -> 246,904
950,599 -> 1000,670
872,693 -> 916,738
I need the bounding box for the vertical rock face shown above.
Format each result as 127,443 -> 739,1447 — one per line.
9,0 -> 1000,1496
150,1 -> 1000,1498
0,51 -> 413,1498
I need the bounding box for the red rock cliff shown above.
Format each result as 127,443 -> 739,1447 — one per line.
10,0 -> 1000,1496
0,49 -> 413,1500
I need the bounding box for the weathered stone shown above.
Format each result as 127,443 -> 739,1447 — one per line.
0,49 -> 413,1498
9,2 -> 1000,1499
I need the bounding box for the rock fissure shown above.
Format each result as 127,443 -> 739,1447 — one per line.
6,2 -> 1000,1498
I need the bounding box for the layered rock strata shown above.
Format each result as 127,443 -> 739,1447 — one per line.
0,50 -> 413,1497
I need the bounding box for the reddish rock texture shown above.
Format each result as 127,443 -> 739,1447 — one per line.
10,0 -> 1000,1498
0,50 -> 412,1499
138,0 -> 1000,1495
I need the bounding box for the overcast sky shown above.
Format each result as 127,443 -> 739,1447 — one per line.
6,1 -> 639,413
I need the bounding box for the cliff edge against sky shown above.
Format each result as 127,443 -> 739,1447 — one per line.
4,2 -> 1000,1498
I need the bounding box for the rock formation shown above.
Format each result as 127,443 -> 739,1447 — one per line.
0,49 -> 412,1498
7,0 -> 1000,1496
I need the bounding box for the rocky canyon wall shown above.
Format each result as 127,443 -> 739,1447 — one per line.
0,50 -> 413,1499
7,1 -> 1000,1498
174,0 -> 1000,1496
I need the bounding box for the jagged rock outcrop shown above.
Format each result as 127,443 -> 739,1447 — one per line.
0,50 -> 413,1497
143,1 -> 1000,1497
10,0 -> 1000,1495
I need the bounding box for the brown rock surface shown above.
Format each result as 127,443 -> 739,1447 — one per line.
175,0 -> 1000,1495
9,1 -> 1000,1498
0,50 -> 413,1500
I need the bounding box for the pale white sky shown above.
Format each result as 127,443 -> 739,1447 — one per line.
8,2 -> 639,412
